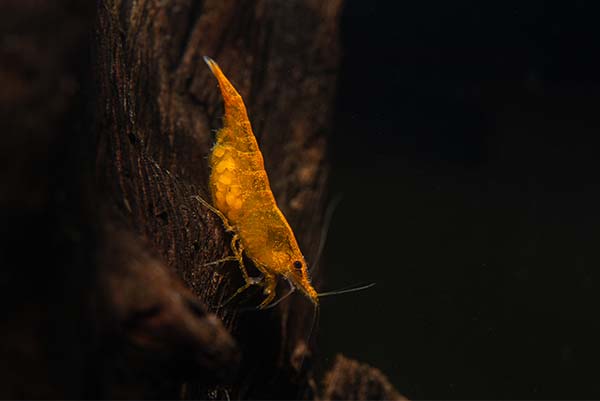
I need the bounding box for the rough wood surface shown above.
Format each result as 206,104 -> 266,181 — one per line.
322,355 -> 407,401
1,0 -> 404,399
94,0 -> 340,398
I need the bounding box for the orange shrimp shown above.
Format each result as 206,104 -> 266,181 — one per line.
199,56 -> 318,309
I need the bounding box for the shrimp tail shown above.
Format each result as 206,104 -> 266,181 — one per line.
203,56 -> 249,124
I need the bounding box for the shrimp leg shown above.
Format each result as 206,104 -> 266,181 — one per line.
220,264 -> 277,309
193,195 -> 251,282
253,266 -> 277,309
218,275 -> 264,308
193,195 -> 235,232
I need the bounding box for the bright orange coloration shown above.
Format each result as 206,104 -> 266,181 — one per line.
202,56 -> 318,308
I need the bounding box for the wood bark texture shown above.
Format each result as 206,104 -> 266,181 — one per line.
0,0 -> 404,399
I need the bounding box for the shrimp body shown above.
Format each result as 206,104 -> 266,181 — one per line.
204,57 -> 318,308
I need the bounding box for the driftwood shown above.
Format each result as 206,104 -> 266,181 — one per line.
1,0 -> 403,399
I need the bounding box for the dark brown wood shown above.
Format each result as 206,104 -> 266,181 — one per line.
322,355 -> 407,401
94,0 -> 343,398
1,0 -> 404,399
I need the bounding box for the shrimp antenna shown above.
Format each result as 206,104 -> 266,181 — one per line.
296,302 -> 320,373
296,282 -> 374,372
310,193 -> 344,273
317,282 -> 376,298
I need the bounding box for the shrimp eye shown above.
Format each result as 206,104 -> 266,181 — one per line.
293,260 -> 303,270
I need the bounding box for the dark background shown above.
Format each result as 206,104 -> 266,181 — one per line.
319,1 -> 600,399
